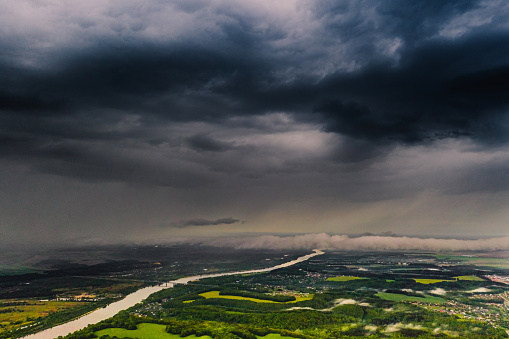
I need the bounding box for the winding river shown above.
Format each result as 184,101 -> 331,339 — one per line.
23,249 -> 324,339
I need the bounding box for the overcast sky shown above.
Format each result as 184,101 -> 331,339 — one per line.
1,0 -> 509,248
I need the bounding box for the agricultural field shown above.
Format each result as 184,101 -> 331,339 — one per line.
435,254 -> 509,269
455,275 -> 485,281
96,323 -> 212,339
197,291 -> 313,304
376,292 -> 446,304
0,266 -> 41,277
95,323 -> 297,339
413,278 -> 455,284
0,300 -> 85,334
326,276 -> 368,282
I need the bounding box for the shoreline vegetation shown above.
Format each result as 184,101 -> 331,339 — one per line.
18,250 -> 324,339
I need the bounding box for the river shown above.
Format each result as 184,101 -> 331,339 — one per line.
23,249 -> 324,339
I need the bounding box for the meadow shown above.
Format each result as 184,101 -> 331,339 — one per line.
95,323 -> 296,339
326,276 -> 368,282
435,254 -> 509,269
197,291 -> 313,303
0,300 -> 84,334
414,275 -> 484,284
96,323 -> 212,339
413,279 -> 455,284
376,292 -> 446,304
0,266 -> 40,277
454,275 -> 484,281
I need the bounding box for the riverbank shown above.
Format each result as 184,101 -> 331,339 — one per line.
22,249 -> 323,339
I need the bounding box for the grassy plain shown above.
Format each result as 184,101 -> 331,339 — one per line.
454,275 -> 484,281
414,276 -> 483,284
326,276 -> 368,282
96,323 -> 211,339
414,278 -> 455,284
0,300 -> 84,333
376,292 -> 446,304
198,291 -> 313,303
0,266 -> 40,276
95,323 -> 296,339
435,254 -> 509,269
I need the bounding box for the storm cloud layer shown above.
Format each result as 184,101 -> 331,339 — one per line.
1,0 -> 509,246
173,217 -> 241,228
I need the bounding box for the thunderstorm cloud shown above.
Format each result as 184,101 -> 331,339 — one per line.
173,217 -> 242,228
1,0 -> 509,247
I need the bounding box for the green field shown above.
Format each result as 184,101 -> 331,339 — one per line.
95,323 -> 296,339
0,300 -> 85,333
414,278 -> 454,284
326,276 -> 368,282
0,265 -> 40,276
413,276 -> 483,284
376,292 -> 446,304
198,291 -> 313,303
435,254 -> 509,269
96,323 -> 211,339
454,275 -> 484,281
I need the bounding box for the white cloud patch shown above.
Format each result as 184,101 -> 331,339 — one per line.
430,288 -> 447,295
203,233 -> 509,251
438,0 -> 509,38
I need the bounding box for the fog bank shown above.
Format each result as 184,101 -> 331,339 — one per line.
199,233 -> 509,251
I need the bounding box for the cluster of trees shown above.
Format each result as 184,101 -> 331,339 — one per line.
0,301 -> 28,306
165,305 -> 356,330
57,311 -> 145,339
166,319 -> 257,338
0,307 -> 22,314
146,284 -> 208,303
165,319 -> 308,339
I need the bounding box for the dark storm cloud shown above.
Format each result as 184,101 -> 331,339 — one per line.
173,217 -> 241,228
312,34 -> 509,146
1,0 -> 509,183
186,134 -> 234,152
369,1 -> 479,42
4,0 -> 509,248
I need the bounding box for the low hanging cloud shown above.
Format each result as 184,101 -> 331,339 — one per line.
173,217 -> 241,228
202,233 -> 509,252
